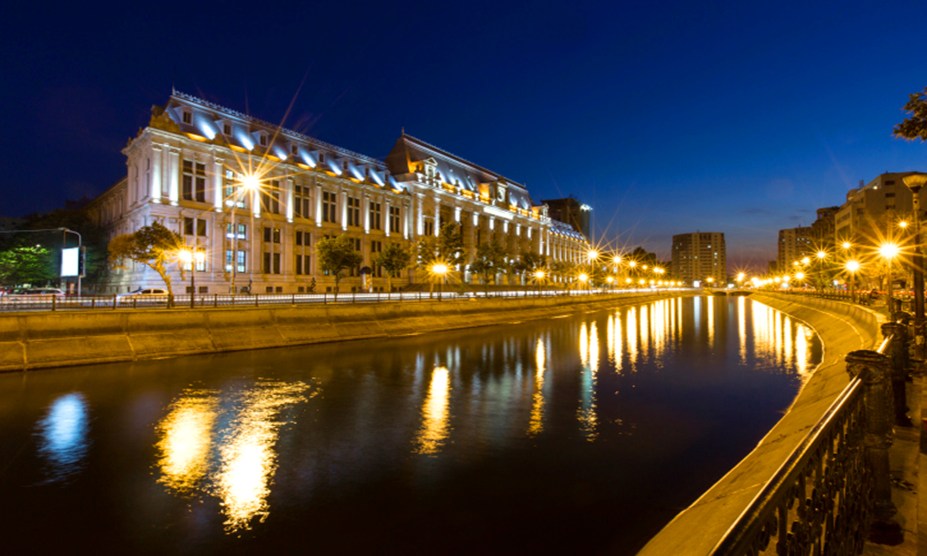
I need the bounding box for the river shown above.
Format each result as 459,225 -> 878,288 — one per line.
0,295 -> 820,554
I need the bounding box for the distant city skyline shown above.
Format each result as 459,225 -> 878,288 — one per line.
2,1 -> 926,272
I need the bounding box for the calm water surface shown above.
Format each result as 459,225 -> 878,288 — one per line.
0,296 -> 820,554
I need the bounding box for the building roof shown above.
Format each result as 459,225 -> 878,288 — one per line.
385,133 -> 535,211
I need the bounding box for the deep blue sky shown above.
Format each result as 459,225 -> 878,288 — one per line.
2,1 -> 926,269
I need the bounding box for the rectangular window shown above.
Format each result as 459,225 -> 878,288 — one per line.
182,160 -> 207,202
263,227 -> 281,244
227,223 -> 247,239
424,219 -> 434,237
323,191 -> 337,223
223,170 -> 246,208
223,123 -> 231,135
263,252 -> 281,274
389,206 -> 401,233
347,196 -> 360,227
260,180 -> 281,214
369,202 -> 382,230
294,185 -> 311,219
185,217 -> 207,237
228,250 -> 246,273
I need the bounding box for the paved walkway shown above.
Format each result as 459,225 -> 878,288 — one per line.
864,372 -> 924,555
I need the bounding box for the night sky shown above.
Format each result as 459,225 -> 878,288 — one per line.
2,1 -> 926,270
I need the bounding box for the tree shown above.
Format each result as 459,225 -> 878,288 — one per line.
895,86 -> 927,141
0,245 -> 56,287
512,250 -> 546,284
437,222 -> 464,265
416,222 -> 464,269
108,222 -> 184,303
374,242 -> 413,292
316,234 -> 362,297
469,240 -> 507,285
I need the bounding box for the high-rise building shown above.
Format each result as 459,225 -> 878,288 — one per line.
86,90 -> 591,294
834,172 -> 926,245
777,226 -> 814,272
541,197 -> 592,240
811,206 -> 839,248
671,232 -> 726,285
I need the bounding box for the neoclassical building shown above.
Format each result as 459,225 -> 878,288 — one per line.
88,91 -> 590,294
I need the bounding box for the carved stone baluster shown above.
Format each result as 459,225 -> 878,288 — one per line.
845,349 -> 902,545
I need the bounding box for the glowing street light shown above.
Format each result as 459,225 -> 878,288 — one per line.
904,172 -> 927,359
179,247 -> 206,308
228,172 -> 263,295
533,269 -> 546,296
430,262 -> 449,299
845,259 -> 860,303
880,242 -> 901,312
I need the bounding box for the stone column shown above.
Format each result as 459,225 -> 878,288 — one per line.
213,158 -> 224,211
167,147 -> 180,206
845,348 -> 902,545
881,321 -> 912,426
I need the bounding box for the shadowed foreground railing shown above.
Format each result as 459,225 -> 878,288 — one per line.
713,321 -> 907,554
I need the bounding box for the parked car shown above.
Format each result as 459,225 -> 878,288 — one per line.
20,287 -> 65,296
117,288 -> 168,298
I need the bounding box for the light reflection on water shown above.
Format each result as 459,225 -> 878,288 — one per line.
154,380 -> 312,532
7,296 -> 823,553
36,392 -> 89,483
414,366 -> 451,455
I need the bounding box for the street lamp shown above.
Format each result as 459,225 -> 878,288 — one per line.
903,172 -> 927,359
430,262 -> 448,299
533,269 -> 546,296
179,247 -> 206,308
228,173 -> 262,295
846,259 -> 860,304
60,227 -> 82,296
880,242 -> 901,314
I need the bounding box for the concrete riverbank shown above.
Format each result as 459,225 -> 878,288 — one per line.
0,291 -> 688,372
640,292 -> 885,554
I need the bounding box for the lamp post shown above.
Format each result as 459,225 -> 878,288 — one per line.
228,173 -> 261,295
846,259 -> 860,304
880,242 -> 900,315
430,262 -> 448,299
60,227 -> 82,296
903,173 -> 927,360
533,269 -> 545,296
179,247 -> 205,308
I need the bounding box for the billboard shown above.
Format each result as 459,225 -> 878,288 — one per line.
61,247 -> 80,277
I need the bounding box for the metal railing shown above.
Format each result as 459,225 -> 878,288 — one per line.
0,287 -> 688,312
713,320 -> 908,554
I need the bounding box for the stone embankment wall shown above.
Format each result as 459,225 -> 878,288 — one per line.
0,292 -> 685,373
640,292 -> 885,555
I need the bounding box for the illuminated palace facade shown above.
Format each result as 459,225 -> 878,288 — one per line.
88,91 -> 590,294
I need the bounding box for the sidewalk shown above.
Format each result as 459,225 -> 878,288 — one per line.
864,372 -> 923,555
